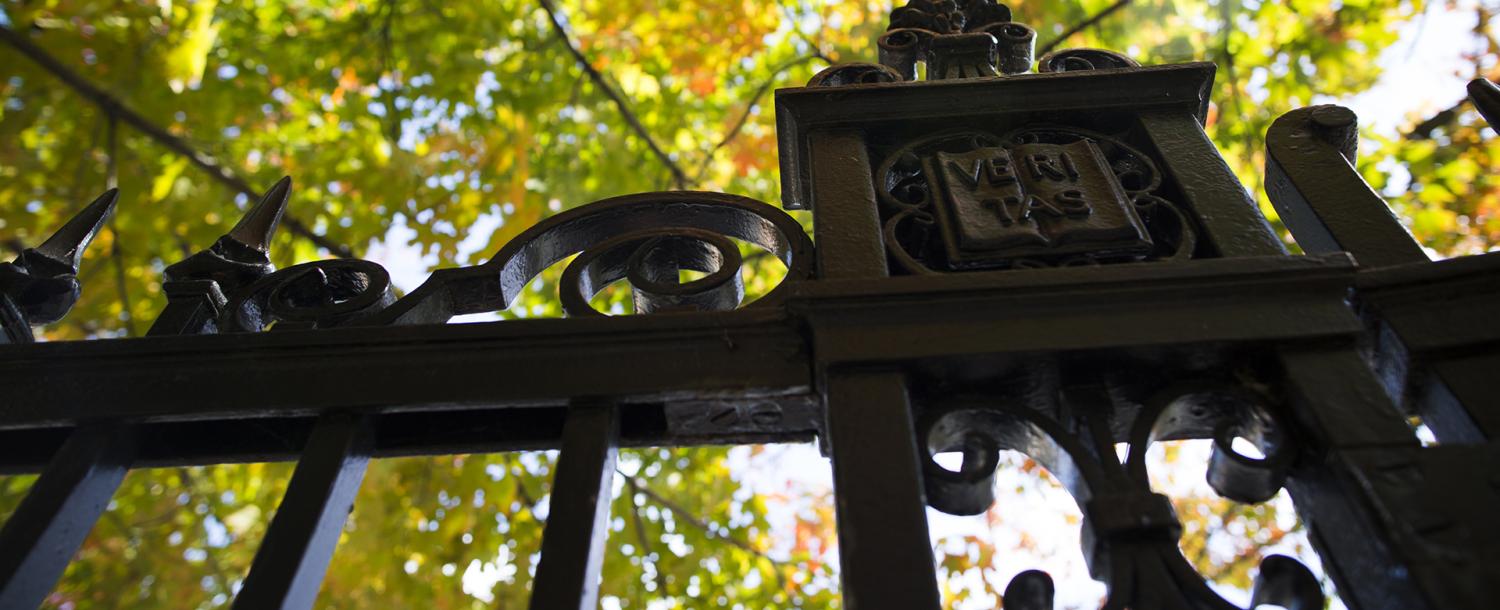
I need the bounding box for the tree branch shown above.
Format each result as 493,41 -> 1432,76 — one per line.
621,470 -> 789,592
0,24 -> 356,258
1037,0 -> 1134,57
105,116 -> 137,337
175,467 -> 233,596
1406,97 -> 1470,140
537,0 -> 690,189
693,54 -> 818,183
623,477 -> 672,597
378,0 -> 404,147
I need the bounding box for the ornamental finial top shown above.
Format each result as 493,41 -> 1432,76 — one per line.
889,0 -> 1013,34
877,0 -> 1035,80
804,0 -> 1140,86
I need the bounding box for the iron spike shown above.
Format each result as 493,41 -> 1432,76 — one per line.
31,188 -> 119,272
1468,78 -> 1500,133
227,176 -> 292,252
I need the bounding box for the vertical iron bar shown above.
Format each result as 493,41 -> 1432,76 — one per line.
232,413 -> 374,610
801,130 -> 941,609
1278,345 -> 1428,609
824,369 -> 942,610
0,257 -> 203,606
808,130 -> 890,278
0,422 -> 135,609
1136,111 -> 1287,257
528,398 -> 619,610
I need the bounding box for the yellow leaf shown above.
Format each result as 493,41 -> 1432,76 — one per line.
165,0 -> 221,93
223,504 -> 262,535
151,157 -> 189,201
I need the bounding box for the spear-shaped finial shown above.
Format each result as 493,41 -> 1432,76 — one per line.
1468,78 -> 1500,134
0,188 -> 120,333
227,175 -> 291,252
30,188 -> 119,273
161,176 -> 291,290
149,177 -> 293,336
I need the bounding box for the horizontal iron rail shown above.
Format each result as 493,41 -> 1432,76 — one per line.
0,309 -> 810,429
793,253 -> 1362,362
0,254 -> 1365,474
0,403 -> 817,473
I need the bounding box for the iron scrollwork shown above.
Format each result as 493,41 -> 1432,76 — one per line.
920,378 -> 1319,609
149,177 -> 398,335
1038,48 -> 1142,73
222,259 -> 395,332
876,126 -> 1196,273
145,181 -> 815,331
370,191 -> 815,324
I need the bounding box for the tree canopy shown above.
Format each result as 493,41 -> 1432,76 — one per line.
0,0 -> 1495,608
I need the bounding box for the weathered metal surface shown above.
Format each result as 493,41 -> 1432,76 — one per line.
1266,105 -> 1429,267
528,399 -> 619,610
3,2 -> 1500,609
823,370 -> 942,610
875,127 -> 1189,270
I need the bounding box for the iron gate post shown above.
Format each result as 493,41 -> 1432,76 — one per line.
2,2 -> 1500,608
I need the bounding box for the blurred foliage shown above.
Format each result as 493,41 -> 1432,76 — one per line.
1,0 -> 1496,608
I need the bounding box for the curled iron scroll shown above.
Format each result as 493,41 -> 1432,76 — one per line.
917,378 -> 1319,609
1038,48 -> 1140,73
222,259 -> 395,331
361,191 -> 813,325
452,191 -> 812,319
808,62 -> 904,87
1125,383 -> 1294,504
559,228 -> 746,316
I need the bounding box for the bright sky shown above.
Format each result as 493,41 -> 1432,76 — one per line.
394,4 -> 1486,607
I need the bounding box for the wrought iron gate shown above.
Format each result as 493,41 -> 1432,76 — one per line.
3,1 -> 1500,608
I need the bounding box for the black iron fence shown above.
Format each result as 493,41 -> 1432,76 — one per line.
4,1 -> 1500,609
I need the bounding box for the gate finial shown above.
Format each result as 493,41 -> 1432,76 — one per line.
32,188 -> 119,274
163,176 -> 291,290
0,188 -> 119,338
881,0 -> 1034,80
227,175 -> 292,253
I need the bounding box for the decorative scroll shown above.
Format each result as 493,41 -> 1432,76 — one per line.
487,191 -> 812,318
222,259 -> 395,332
0,189 -> 117,343
876,126 -> 1196,272
1038,48 -> 1141,73
919,378 -> 1320,609
134,179 -> 814,336
807,63 -> 904,87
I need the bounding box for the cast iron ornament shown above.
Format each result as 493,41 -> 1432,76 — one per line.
876,127 -> 1196,272
0,188 -> 117,343
920,378 -> 1318,609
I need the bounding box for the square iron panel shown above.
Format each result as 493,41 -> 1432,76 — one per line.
926,139 -> 1152,268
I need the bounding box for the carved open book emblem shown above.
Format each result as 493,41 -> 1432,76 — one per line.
925,139 -> 1153,268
